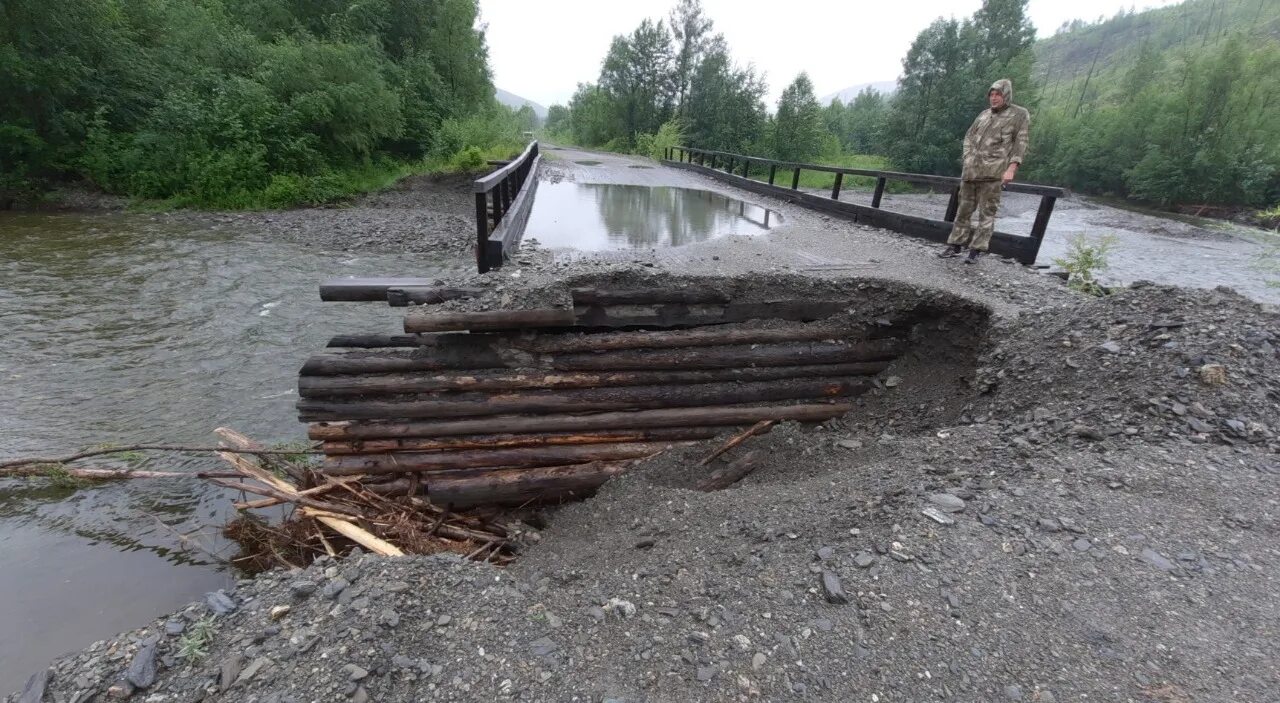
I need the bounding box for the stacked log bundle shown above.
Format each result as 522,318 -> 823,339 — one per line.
300,284 -> 910,508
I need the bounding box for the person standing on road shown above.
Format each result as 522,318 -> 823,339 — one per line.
938,78 -> 1030,264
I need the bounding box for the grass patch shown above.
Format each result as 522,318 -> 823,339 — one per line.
178,616 -> 218,664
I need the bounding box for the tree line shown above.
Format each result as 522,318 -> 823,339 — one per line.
548,0 -> 1278,209
1,0 -> 533,208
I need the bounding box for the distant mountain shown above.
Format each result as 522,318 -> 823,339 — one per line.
819,80 -> 898,105
495,88 -> 548,119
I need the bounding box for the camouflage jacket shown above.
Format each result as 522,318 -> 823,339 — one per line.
961,81 -> 1030,181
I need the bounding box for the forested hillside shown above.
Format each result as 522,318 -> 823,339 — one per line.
1023,0 -> 1280,206
0,0 -> 531,208
551,0 -> 1278,211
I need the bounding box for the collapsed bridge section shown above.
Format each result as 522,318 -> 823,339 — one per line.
301,274 -> 989,507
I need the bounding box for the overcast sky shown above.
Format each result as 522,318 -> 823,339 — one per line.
480,0 -> 1183,107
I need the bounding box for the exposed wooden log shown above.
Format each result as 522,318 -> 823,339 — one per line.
327,334 -> 435,349
697,450 -> 760,491
403,308 -> 576,333
300,346 -> 524,376
323,427 -> 726,455
568,287 -> 731,306
297,377 -> 871,421
323,441 -> 678,475
298,362 -> 890,398
308,402 -> 853,441
300,338 -> 902,376
571,300 -> 851,328
547,340 -> 902,371
425,461 -> 631,507
507,319 -> 876,353
699,421 -> 775,465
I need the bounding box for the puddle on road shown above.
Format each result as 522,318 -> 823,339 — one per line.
573,160 -> 603,166
525,183 -> 781,251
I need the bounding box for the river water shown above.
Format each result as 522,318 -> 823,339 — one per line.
0,212 -> 449,690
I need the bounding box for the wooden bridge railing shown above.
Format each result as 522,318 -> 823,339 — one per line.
664,146 -> 1066,265
474,140 -> 541,273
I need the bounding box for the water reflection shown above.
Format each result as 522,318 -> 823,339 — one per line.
524,184 -> 780,251
0,211 -> 446,690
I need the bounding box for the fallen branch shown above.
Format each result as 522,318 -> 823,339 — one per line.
699,420 -> 776,466
0,445 -> 321,471
697,450 -> 761,491
0,466 -> 244,480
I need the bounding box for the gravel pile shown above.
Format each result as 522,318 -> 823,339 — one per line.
13,280 -> 1278,703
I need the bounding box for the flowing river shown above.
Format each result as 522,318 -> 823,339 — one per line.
0,211 -> 455,690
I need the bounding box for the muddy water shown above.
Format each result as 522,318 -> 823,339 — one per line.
524,184 -> 780,251
0,212 -> 442,690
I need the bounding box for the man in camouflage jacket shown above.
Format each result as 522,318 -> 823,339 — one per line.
938,78 -> 1030,264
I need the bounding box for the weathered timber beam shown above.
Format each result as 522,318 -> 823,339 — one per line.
322,427 -> 728,455
425,461 -> 630,507
308,402 -> 852,441
571,300 -> 852,328
298,362 -> 890,398
300,338 -> 902,376
568,287 -> 732,305
507,319 -> 878,353
546,340 -> 902,371
403,308 -> 576,333
296,377 -> 871,421
322,442 -> 677,475
400,300 -> 856,333
327,334 -> 436,349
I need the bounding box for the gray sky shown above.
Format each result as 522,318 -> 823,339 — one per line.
480,0 -> 1183,107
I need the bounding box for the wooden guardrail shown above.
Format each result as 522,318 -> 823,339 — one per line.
474,141 -> 541,273
663,146 -> 1066,265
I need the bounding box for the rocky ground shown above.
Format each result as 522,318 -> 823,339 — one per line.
168,173 -> 480,257
11,277 -> 1278,703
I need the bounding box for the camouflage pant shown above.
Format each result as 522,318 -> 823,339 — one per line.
946,179 -> 1003,252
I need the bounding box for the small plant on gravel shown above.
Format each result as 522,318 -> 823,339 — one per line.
178,616 -> 217,664
1054,233 -> 1118,296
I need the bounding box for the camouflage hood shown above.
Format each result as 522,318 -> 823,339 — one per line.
988,79 -> 1013,105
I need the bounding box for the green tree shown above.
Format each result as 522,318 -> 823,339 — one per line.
772,73 -> 827,162
683,37 -> 767,152
598,19 -> 675,145
669,0 -> 714,114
